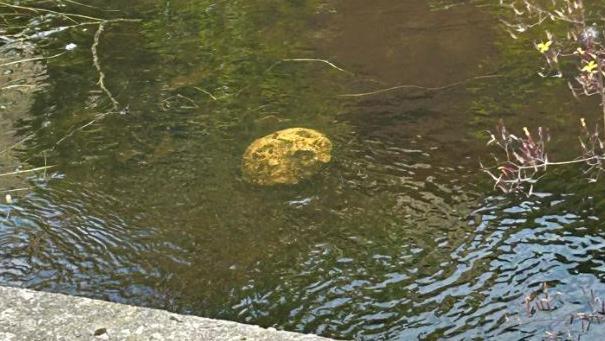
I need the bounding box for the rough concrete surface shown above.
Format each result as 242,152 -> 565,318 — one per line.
0,286 -> 335,341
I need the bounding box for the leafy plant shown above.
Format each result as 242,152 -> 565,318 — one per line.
484,0 -> 605,193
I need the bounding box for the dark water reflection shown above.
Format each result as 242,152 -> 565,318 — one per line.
2,0 -> 605,339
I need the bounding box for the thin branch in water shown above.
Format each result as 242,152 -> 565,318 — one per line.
265,58 -> 353,75
193,87 -> 218,101
60,0 -> 121,12
338,74 -> 503,97
0,52 -> 65,67
160,94 -> 199,111
0,1 -> 105,22
91,22 -> 119,110
54,111 -> 114,146
1,84 -> 36,90
2,187 -> 31,193
0,133 -> 36,156
280,58 -> 353,74
0,165 -> 55,178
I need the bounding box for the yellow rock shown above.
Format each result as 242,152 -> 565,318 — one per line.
242,128 -> 332,185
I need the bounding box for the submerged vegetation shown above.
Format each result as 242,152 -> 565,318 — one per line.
0,1 -> 137,198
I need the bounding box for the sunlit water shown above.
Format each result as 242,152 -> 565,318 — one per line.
2,0 -> 605,339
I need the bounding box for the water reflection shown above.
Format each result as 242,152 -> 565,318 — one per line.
227,183 -> 605,339
2,0 -> 605,340
0,39 -> 47,191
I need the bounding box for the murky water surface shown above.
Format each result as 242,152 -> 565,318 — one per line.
3,0 -> 605,339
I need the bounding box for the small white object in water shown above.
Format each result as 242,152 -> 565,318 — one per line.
287,196 -> 315,207
65,43 -> 77,51
5,194 -> 12,204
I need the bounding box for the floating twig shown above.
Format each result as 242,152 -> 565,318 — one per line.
0,52 -> 65,67
280,58 -> 352,74
338,74 -> 502,97
54,111 -> 114,146
2,187 -> 31,193
91,22 -> 119,110
0,165 -> 55,177
265,58 -> 353,75
0,1 -> 105,22
193,87 -> 218,101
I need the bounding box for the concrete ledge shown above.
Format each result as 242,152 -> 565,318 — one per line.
0,286 -> 334,341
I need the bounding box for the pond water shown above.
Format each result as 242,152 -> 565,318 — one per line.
3,0 -> 605,339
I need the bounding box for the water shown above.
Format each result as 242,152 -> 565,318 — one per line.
2,0 -> 605,339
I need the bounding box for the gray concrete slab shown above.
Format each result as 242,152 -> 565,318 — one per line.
0,286 -> 335,341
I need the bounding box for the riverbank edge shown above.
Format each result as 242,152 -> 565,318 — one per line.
0,285 -> 335,340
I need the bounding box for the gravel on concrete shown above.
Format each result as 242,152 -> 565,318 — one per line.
0,286 -> 335,341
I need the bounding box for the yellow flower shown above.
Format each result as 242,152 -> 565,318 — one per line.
582,60 -> 599,73
537,40 -> 552,53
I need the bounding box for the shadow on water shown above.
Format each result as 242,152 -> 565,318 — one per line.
3,0 -> 605,339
